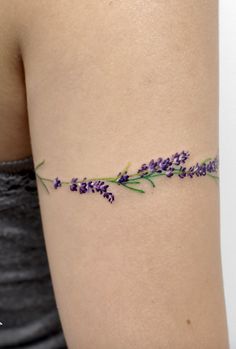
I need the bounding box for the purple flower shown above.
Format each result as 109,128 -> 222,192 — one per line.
171,153 -> 181,165
213,157 -> 219,171
137,151 -> 190,178
137,164 -> 149,174
198,163 -> 207,176
207,158 -> 219,173
103,191 -> 115,203
117,171 -> 129,184
207,162 -> 214,173
93,181 -> 109,193
156,157 -> 163,166
155,158 -> 163,173
185,157 -> 219,179
171,150 -> 190,165
53,177 -> 62,189
173,151 -> 189,165
70,177 -> 78,191
148,159 -> 157,172
159,157 -> 173,171
178,166 -> 187,179
187,165 -> 198,178
166,167 -> 174,177
79,182 -> 88,194
87,181 -> 96,193
93,181 -> 114,203
179,150 -> 190,163
76,180 -> 115,203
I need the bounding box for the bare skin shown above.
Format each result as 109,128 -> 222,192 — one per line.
0,1 -> 229,348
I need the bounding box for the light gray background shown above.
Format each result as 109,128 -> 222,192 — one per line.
220,1 -> 236,348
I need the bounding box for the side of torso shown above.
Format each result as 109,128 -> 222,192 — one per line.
0,3 -> 31,162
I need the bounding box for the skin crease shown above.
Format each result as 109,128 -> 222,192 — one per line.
0,1 -> 229,348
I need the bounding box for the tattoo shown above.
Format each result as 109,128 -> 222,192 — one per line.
35,150 -> 219,204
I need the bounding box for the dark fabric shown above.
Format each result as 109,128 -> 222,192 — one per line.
0,156 -> 67,348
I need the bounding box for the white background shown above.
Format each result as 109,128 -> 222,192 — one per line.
220,1 -> 236,348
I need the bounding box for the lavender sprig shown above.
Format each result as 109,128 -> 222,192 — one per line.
35,150 -> 219,204
53,176 -> 115,203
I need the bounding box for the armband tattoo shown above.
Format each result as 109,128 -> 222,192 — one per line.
35,150 -> 219,204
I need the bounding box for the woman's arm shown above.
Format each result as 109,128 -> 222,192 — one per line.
19,1 -> 228,347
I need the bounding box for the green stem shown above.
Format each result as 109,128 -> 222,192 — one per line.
36,174 -> 50,194
121,183 -> 145,193
207,173 -> 219,180
124,180 -> 141,184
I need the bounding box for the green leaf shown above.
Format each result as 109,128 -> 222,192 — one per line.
143,177 -> 155,187
207,173 -> 219,180
38,177 -> 50,194
126,180 -> 141,184
121,183 -> 145,193
35,160 -> 45,170
201,158 -> 212,164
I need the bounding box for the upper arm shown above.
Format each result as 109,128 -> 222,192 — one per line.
19,1 -> 228,348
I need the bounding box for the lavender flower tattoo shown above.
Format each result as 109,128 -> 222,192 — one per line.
35,150 -> 219,204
